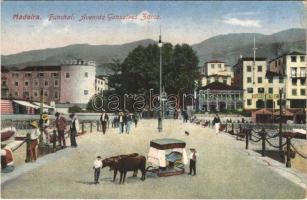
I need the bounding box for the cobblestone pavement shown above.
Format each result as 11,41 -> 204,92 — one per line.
1,119 -> 306,199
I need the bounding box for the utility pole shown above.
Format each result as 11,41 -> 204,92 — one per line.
158,25 -> 163,132
279,88 -> 283,155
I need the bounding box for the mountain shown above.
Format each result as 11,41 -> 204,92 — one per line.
193,28 -> 306,66
1,39 -> 156,75
1,28 -> 305,75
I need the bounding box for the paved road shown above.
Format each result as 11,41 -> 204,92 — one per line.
1,119 -> 306,198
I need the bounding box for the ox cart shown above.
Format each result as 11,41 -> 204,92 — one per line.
146,138 -> 188,177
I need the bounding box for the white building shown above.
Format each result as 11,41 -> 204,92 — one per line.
268,52 -> 306,108
95,76 -> 108,94
199,60 -> 233,86
60,59 -> 96,104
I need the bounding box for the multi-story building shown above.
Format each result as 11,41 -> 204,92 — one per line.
233,57 -> 286,110
268,52 -> 306,108
1,59 -> 105,106
95,75 -> 108,95
199,60 -> 233,86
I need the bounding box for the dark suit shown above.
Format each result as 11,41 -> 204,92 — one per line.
100,113 -> 109,134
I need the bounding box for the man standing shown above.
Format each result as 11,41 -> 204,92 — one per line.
55,112 -> 67,149
188,148 -> 197,176
118,112 -> 124,134
69,113 -> 79,147
100,109 -> 109,134
93,156 -> 102,184
213,114 -> 221,135
29,121 -> 41,162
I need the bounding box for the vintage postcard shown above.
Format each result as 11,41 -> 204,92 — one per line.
1,1 -> 307,199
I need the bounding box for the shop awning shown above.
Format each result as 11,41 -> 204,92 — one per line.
13,100 -> 40,109
32,102 -> 53,109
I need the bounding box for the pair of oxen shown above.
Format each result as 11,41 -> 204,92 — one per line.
101,153 -> 146,184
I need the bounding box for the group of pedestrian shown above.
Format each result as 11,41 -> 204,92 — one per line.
27,112 -> 79,162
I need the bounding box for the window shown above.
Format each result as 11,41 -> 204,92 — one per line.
247,88 -> 253,93
39,73 -> 44,77
301,79 -> 306,85
24,81 -> 29,87
85,72 -> 88,78
214,78 -> 218,82
84,90 -> 89,95
268,88 -> 273,94
301,89 -> 306,96
12,73 -> 19,78
54,91 -> 59,99
34,79 -> 39,86
2,80 -> 7,86
25,73 -> 32,77
44,80 -> 49,87
291,68 -> 297,77
258,77 -> 262,83
292,79 -> 297,86
218,64 -> 221,68
211,64 -> 214,69
268,78 -> 273,83
54,79 -> 59,87
44,90 -> 49,97
292,89 -> 297,96
300,56 -> 305,62
247,65 -> 252,72
65,73 -> 70,78
247,99 -> 252,106
52,73 -> 58,77
14,82 -> 18,86
23,91 -> 29,97
278,59 -> 281,66
223,79 -> 227,84
247,77 -> 252,83
291,56 -> 297,62
14,91 -> 19,96
33,91 -> 38,97
279,77 -> 284,83
258,88 -> 265,93
257,65 -> 262,72
207,79 -> 211,84
301,68 -> 306,77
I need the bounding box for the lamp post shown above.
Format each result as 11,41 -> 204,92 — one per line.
278,88 -> 283,155
158,27 -> 163,132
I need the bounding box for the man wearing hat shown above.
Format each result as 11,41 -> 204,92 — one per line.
29,121 -> 41,162
42,114 -> 50,145
69,113 -> 79,147
55,112 -> 67,149
188,148 -> 198,176
100,109 -> 109,134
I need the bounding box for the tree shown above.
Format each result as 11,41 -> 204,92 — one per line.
107,43 -> 199,107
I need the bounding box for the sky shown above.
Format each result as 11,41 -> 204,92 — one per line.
1,1 -> 306,55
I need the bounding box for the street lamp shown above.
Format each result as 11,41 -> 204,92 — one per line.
158,26 -> 163,132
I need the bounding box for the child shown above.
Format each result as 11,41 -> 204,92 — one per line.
93,156 -> 102,184
189,148 -> 197,176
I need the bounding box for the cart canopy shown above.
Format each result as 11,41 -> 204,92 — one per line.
150,138 -> 186,150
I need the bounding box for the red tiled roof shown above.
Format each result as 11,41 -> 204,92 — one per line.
18,66 -> 61,71
198,82 -> 240,91
206,60 -> 224,64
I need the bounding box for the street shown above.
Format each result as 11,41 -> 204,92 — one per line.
1,119 -> 305,199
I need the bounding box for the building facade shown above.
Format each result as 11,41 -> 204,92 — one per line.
268,52 -> 306,108
233,57 -> 286,110
199,60 -> 233,86
1,59 -> 105,105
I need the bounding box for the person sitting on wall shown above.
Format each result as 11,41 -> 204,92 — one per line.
42,113 -> 50,145
29,121 -> 41,162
